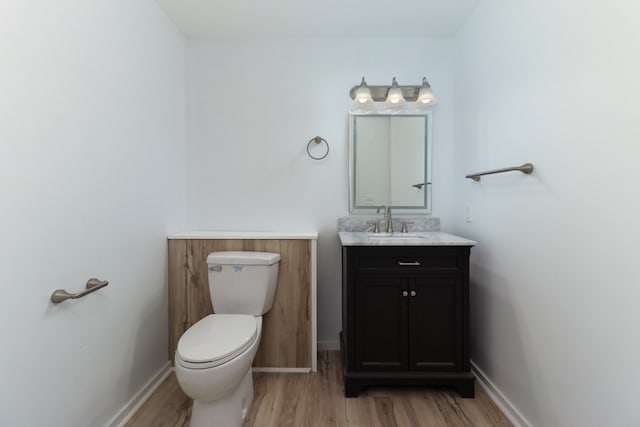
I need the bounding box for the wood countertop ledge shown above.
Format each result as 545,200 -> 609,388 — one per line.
168,231 -> 318,240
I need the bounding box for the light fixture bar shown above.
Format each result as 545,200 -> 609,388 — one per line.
349,85 -> 421,102
349,78 -> 433,102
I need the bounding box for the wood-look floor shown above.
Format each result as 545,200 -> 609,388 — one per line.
126,351 -> 512,427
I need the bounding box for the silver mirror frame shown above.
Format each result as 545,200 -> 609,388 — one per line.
348,109 -> 433,214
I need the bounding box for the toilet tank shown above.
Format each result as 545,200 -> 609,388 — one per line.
206,251 -> 280,315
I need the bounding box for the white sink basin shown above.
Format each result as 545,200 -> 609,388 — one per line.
368,233 -> 424,239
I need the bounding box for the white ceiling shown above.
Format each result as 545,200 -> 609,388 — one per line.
155,0 -> 478,38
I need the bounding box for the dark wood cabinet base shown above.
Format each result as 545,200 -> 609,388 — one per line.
343,374 -> 476,398
341,245 -> 475,399
340,332 -> 475,398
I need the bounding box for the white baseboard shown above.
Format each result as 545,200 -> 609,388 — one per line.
471,360 -> 532,427
318,340 -> 340,351
106,362 -> 174,427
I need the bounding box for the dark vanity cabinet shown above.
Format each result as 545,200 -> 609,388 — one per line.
341,245 -> 475,398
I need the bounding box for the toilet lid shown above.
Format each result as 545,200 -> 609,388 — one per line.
176,314 -> 257,368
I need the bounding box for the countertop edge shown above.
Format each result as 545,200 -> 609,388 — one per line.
168,231 -> 319,240
338,231 -> 476,247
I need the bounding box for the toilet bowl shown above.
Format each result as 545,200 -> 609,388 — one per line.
175,315 -> 262,426
174,251 -> 280,427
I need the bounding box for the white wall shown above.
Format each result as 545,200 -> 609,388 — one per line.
186,38 -> 457,345
453,1 -> 640,426
0,2 -> 187,426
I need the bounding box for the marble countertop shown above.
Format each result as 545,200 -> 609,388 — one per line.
168,231 -> 318,240
339,231 -> 476,247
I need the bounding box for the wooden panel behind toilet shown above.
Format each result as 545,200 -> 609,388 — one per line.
168,239 -> 312,369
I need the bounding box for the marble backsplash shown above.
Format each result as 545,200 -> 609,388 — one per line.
338,216 -> 440,232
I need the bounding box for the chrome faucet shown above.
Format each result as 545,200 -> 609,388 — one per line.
385,206 -> 393,233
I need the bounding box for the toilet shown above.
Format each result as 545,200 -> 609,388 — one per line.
174,251 -> 280,427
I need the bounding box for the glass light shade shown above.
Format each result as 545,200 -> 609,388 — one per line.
385,87 -> 406,107
354,85 -> 374,106
416,87 -> 437,107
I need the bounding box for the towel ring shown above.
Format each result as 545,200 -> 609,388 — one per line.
307,136 -> 329,160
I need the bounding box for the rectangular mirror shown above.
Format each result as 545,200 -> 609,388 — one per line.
348,110 -> 432,214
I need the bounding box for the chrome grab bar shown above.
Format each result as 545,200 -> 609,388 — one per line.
465,163 -> 534,181
50,278 -> 109,304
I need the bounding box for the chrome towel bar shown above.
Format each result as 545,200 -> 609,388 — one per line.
465,163 -> 534,181
50,278 -> 109,304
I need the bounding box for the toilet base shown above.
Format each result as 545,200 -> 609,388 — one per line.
189,368 -> 254,427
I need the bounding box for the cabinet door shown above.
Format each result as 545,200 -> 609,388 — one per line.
409,277 -> 462,371
354,277 -> 408,371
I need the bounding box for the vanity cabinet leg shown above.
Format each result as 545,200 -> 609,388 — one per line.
344,380 -> 363,398
456,380 -> 475,398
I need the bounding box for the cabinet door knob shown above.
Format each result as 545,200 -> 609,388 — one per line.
410,290 -> 417,297
402,290 -> 409,297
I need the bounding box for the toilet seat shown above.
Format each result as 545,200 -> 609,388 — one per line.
176,314 -> 258,370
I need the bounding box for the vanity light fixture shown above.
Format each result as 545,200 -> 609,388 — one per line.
416,77 -> 438,107
384,78 -> 406,107
353,77 -> 374,106
349,76 -> 437,108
